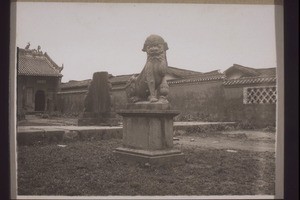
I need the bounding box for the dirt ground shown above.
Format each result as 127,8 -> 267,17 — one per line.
174,130 -> 275,152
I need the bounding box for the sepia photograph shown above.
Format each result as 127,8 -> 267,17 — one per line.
10,0 -> 284,199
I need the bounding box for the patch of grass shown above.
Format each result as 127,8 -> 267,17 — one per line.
182,124 -> 238,136
17,139 -> 275,196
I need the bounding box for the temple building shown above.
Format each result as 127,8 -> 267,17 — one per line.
17,45 -> 63,117
15,42 -> 277,127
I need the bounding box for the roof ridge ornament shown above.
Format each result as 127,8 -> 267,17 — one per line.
25,42 -> 30,49
37,45 -> 43,54
59,64 -> 64,73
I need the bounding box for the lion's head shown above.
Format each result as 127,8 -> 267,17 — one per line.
142,35 -> 168,56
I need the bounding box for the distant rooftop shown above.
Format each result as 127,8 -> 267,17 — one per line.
18,46 -> 63,77
224,64 -> 276,78
223,64 -> 276,85
168,70 -> 225,84
61,64 -> 277,90
223,76 -> 276,86
166,66 -> 203,78
61,66 -> 203,90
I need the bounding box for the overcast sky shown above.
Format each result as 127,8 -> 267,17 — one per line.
16,2 -> 277,82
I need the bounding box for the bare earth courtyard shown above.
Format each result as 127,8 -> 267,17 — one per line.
17,118 -> 275,196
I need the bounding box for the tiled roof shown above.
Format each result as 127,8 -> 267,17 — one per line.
168,71 -> 225,85
224,64 -> 260,77
60,79 -> 91,89
223,76 -> 276,86
109,66 -> 202,84
60,65 -> 276,90
18,48 -> 63,77
60,67 -> 203,90
256,68 -> 276,77
224,64 -> 276,78
110,74 -> 137,84
60,74 -> 135,90
167,66 -> 202,78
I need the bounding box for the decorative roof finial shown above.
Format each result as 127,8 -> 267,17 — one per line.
37,45 -> 41,52
25,42 -> 30,49
59,63 -> 64,72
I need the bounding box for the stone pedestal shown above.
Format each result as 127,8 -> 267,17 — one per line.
114,102 -> 184,165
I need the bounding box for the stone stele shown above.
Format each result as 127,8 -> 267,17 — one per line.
78,71 -> 118,126
114,35 -> 184,165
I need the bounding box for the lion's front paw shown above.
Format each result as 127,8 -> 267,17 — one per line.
158,96 -> 169,104
148,96 -> 158,102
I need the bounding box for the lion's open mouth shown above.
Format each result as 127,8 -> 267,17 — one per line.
148,51 -> 161,55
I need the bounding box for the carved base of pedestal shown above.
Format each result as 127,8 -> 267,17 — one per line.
114,147 -> 184,165
78,112 -> 119,126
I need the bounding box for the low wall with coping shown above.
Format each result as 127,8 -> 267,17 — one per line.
17,127 -> 123,146
17,122 -> 237,146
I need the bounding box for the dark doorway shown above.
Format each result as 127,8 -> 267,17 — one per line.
35,90 -> 45,111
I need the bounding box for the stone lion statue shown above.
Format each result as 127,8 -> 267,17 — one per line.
125,34 -> 169,103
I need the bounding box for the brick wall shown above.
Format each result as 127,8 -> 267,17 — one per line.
57,88 -> 128,115
222,84 -> 276,128
168,81 -> 226,121
168,81 -> 276,127
57,91 -> 86,115
56,81 -> 276,128
111,89 -> 128,111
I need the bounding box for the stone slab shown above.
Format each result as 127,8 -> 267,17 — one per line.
125,102 -> 171,110
114,147 -> 184,165
115,147 -> 182,156
78,111 -> 119,126
77,117 -> 119,126
118,109 -> 180,117
118,102 -> 179,117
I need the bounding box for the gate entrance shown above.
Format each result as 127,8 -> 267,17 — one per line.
35,90 -> 45,111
